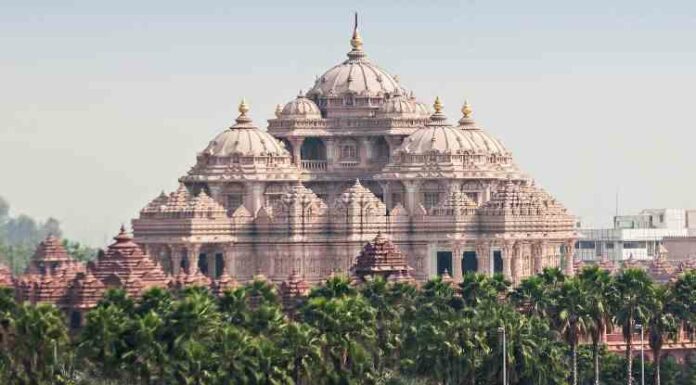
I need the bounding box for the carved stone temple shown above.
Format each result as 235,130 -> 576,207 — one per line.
130,16 -> 578,286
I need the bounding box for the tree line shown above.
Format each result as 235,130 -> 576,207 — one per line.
0,196 -> 97,273
0,267 -> 695,385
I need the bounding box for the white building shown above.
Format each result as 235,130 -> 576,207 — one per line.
576,209 -> 696,261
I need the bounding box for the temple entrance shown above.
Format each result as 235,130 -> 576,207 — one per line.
198,254 -> 208,275
215,253 -> 225,278
436,251 -> 452,276
462,251 -> 478,273
493,250 -> 503,274
69,311 -> 82,329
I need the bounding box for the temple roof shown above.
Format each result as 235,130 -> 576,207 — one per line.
90,226 -> 169,297
352,233 -> 414,282
140,184 -> 227,218
307,16 -> 403,99
278,94 -> 322,120
397,98 -> 510,157
203,100 -> 289,157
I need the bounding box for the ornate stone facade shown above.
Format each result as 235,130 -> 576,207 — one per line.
131,17 -> 578,286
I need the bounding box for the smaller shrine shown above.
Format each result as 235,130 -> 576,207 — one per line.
279,270 -> 310,315
351,232 -> 414,283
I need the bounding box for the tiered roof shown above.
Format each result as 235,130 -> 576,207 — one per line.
15,235 -> 85,306
351,233 -> 414,283
89,226 -> 169,298
140,184 -> 227,219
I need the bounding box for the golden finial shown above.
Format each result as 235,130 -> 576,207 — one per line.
461,100 -> 472,118
350,12 -> 363,51
238,98 -> 250,115
433,96 -> 443,113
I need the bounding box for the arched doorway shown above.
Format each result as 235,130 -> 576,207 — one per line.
215,253 -> 225,278
437,251 -> 453,276
493,250 -> 503,274
462,251 -> 478,273
300,138 -> 326,160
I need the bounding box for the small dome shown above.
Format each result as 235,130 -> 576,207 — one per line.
280,94 -> 322,119
397,98 -> 510,156
203,99 -> 289,157
376,91 -> 419,118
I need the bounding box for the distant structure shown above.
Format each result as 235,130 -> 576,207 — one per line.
131,15 -> 577,286
576,209 -> 696,262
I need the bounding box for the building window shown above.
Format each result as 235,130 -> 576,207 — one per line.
605,242 -> 614,249
577,241 -> 596,249
623,241 -> 646,249
423,192 -> 441,209
340,144 -> 358,160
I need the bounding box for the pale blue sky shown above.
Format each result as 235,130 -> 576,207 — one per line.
1,0 -> 695,246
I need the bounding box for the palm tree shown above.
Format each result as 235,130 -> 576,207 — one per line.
647,285 -> 679,385
612,268 -> 655,385
511,275 -> 554,318
555,278 -> 590,385
459,272 -> 500,308
10,303 -> 70,384
578,265 -> 615,385
278,322 -> 324,384
669,270 -> 696,339
78,304 -> 129,380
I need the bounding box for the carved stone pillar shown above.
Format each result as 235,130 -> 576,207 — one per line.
564,240 -> 576,276
532,241 -> 543,274
452,243 -> 463,282
359,137 -> 370,167
476,240 -> 490,275
404,180 -> 420,214
384,136 -> 401,163
289,137 -> 303,166
170,244 -> 182,275
187,244 -> 201,273
502,241 -> 513,280
324,138 -> 336,171
512,242 -> 522,285
224,244 -> 236,277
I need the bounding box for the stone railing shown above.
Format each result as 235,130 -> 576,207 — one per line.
301,160 -> 327,171
337,160 -> 360,168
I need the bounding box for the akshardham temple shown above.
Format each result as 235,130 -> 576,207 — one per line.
130,16 -> 578,286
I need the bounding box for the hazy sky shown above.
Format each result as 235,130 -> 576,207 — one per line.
1,0 -> 695,246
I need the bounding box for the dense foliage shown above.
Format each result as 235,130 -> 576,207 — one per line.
0,267 -> 695,385
0,196 -> 98,273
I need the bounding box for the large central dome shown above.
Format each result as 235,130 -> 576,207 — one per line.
307,19 -> 403,98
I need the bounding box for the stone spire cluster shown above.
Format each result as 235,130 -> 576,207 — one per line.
352,232 -> 414,283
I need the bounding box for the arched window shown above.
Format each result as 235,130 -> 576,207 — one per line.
339,139 -> 358,160
300,138 -> 327,161
421,181 -> 444,209
373,137 -> 390,163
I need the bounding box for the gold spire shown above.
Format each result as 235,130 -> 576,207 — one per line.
350,12 -> 363,51
232,98 -> 253,128
461,100 -> 472,118
238,98 -> 250,115
433,96 -> 443,113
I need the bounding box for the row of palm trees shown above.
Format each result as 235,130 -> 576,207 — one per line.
0,267 -> 695,385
